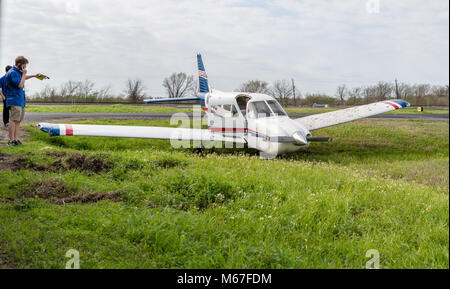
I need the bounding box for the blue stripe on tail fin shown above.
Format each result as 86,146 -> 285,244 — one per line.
197,54 -> 209,93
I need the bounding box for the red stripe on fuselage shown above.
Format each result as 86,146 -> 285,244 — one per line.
209,127 -> 246,132
65,125 -> 73,136
209,127 -> 268,137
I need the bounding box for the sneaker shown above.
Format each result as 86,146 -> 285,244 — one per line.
7,140 -> 18,147
16,140 -> 22,145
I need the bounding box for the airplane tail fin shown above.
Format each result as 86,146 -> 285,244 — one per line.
197,54 -> 210,94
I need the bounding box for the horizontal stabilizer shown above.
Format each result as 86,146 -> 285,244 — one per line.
144,97 -> 201,103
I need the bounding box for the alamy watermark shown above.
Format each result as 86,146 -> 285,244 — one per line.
365,249 -> 380,269
366,0 -> 380,14
65,249 -> 80,269
66,0 -> 81,14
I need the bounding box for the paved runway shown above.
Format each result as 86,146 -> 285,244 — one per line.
24,112 -> 449,123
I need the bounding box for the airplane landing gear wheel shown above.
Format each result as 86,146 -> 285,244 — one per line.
192,147 -> 204,155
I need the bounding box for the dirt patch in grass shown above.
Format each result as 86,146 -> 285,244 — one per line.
0,152 -> 111,174
65,152 -> 112,173
44,151 -> 68,158
0,153 -> 14,170
0,153 -> 47,171
16,179 -> 121,205
0,245 -> 17,269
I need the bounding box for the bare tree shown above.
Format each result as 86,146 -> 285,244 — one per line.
94,85 -> 112,100
162,72 -> 195,98
238,80 -> 270,94
303,93 -> 337,106
348,87 -> 362,105
362,86 -> 375,103
335,85 -> 347,104
59,80 -> 82,103
269,80 -> 293,106
413,84 -> 431,106
374,82 -> 393,101
432,85 -> 450,106
125,79 -> 146,103
36,85 -> 58,101
397,83 -> 412,100
191,80 -> 198,97
78,80 -> 96,100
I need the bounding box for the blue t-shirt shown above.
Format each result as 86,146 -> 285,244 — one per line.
5,66 -> 25,108
0,75 -> 5,97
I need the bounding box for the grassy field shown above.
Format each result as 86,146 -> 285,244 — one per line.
0,118 -> 448,268
1,104 -> 447,114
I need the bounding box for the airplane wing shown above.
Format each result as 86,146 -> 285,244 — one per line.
38,123 -> 246,143
144,97 -> 201,103
296,100 -> 410,131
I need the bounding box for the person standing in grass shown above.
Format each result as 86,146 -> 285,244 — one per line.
0,65 -> 13,128
4,56 -> 41,146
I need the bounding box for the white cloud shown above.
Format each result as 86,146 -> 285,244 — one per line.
0,0 -> 448,97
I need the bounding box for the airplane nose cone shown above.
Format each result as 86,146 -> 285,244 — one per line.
292,131 -> 308,146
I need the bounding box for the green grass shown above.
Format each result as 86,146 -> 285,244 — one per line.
0,118 -> 448,269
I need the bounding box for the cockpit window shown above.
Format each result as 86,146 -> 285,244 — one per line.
248,101 -> 272,118
267,100 -> 287,116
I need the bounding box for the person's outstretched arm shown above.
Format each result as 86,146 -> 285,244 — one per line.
25,73 -> 41,80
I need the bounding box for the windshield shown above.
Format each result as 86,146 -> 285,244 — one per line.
248,101 -> 272,118
248,100 -> 287,118
267,100 -> 287,116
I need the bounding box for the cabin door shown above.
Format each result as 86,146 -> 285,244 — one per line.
208,102 -> 246,138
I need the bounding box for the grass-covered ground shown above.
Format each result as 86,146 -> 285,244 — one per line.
0,118 -> 448,269
1,104 -> 447,114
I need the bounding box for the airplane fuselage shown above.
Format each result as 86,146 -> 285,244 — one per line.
202,90 -> 311,156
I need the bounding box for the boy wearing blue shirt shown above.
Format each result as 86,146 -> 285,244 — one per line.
4,56 -> 41,146
0,65 -> 13,127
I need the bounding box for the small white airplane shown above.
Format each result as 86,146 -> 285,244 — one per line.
39,54 -> 410,158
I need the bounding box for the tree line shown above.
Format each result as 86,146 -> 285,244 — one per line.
30,73 -> 449,107
31,79 -> 145,103
237,80 -> 449,107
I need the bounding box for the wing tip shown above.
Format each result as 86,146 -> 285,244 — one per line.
38,123 -> 61,136
391,99 -> 410,108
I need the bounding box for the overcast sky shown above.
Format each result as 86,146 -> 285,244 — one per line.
0,0 -> 448,98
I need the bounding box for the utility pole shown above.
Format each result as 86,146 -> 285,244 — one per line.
291,79 -> 296,105
395,78 -> 400,99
